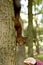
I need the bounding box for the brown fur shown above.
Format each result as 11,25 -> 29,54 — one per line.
12,0 -> 25,45
12,17 -> 25,45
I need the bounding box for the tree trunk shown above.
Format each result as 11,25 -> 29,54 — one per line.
0,0 -> 16,65
28,0 -> 33,57
16,45 -> 25,65
35,20 -> 39,54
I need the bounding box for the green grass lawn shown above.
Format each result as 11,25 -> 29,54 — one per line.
35,54 -> 43,61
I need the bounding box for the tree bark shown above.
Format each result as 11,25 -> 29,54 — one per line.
35,20 -> 39,54
16,45 -> 25,65
0,0 -> 16,65
28,0 -> 33,57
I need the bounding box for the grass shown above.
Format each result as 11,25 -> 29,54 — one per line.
35,54 -> 43,61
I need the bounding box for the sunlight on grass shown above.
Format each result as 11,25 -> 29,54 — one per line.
35,54 -> 43,61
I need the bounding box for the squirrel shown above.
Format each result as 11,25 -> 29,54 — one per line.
12,0 -> 25,45
13,0 -> 21,19
12,17 -> 25,45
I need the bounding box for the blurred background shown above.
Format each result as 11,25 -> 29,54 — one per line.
0,0 -> 43,65
20,0 -> 43,61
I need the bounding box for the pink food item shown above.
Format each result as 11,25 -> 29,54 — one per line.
24,57 -> 36,64
24,57 -> 43,65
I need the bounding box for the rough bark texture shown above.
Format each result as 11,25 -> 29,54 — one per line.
0,0 -> 16,65
28,0 -> 33,57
